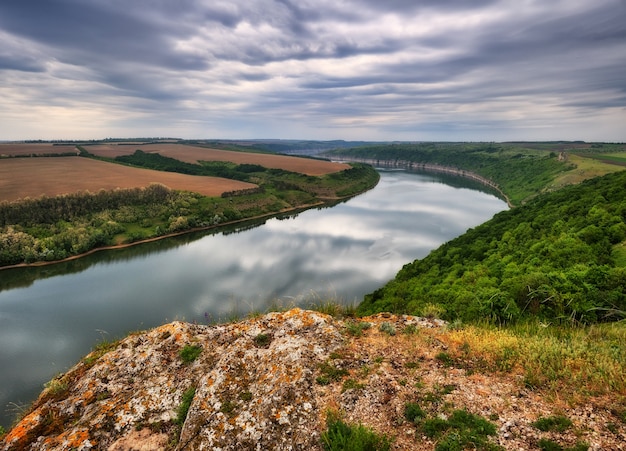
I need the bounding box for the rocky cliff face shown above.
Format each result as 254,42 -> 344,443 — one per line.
1,309 -> 624,450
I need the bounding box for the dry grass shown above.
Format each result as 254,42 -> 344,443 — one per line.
86,143 -> 349,175
0,157 -> 256,202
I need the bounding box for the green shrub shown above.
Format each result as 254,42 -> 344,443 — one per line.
253,333 -> 271,348
538,439 -> 589,451
345,320 -> 371,337
533,415 -> 573,432
379,321 -> 396,336
321,412 -> 392,451
421,409 -> 502,451
179,344 -> 202,364
317,361 -> 349,385
404,402 -> 426,423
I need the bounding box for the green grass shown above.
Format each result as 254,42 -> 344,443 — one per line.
179,344 -> 202,364
421,409 -> 502,451
538,439 -> 589,451
316,361 -> 350,385
175,387 -> 196,425
533,415 -> 573,432
404,402 -> 426,423
345,319 -> 371,337
321,411 -> 392,451
253,333 -> 271,348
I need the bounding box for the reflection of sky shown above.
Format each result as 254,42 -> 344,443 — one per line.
0,170 -> 506,428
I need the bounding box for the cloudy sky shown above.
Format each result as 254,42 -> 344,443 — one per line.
1,0 -> 625,142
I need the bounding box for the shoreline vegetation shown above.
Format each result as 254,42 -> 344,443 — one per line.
0,149 -> 379,268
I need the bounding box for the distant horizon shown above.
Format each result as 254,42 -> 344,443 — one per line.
2,138 -> 625,145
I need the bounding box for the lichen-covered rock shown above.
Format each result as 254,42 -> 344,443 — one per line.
2,309 -> 625,450
1,309 -> 344,451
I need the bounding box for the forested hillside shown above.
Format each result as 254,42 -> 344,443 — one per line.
327,142 -> 579,205
359,170 -> 626,324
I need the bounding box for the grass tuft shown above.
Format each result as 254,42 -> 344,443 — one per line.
175,387 -> 196,425
533,415 -> 573,432
179,344 -> 202,364
321,411 -> 392,451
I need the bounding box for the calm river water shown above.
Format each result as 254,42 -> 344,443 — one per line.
0,169 -> 507,428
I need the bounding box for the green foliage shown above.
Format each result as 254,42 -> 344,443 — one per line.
342,379 -> 365,392
0,425 -> 5,437
538,439 -> 589,451
378,321 -> 396,336
253,333 -> 271,348
404,402 -> 426,423
316,361 -> 350,385
321,411 -> 393,451
179,344 -> 202,364
421,409 -> 502,451
327,142 -> 575,205
533,415 -> 573,432
345,320 -> 371,337
359,170 -> 626,324
175,387 -> 196,425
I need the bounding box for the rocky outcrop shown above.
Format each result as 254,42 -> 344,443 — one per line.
2,309 -> 624,450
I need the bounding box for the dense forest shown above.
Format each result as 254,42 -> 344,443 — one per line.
326,142 -> 577,205
358,170 -> 626,324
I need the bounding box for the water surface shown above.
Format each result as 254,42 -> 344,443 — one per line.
0,169 -> 507,428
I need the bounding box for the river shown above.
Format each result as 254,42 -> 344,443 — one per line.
0,168 -> 507,428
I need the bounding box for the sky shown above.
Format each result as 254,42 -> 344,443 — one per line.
1,0 -> 625,142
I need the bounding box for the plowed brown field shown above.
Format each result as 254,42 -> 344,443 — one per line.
0,157 -> 256,202
86,143 -> 349,175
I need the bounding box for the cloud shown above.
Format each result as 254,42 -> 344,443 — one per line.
0,0 -> 624,141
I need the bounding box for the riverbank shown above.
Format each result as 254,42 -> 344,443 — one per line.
331,156 -> 514,207
0,163 -> 380,269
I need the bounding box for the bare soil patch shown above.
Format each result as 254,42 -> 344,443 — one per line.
0,157 -> 256,202
86,143 -> 349,175
0,143 -> 79,157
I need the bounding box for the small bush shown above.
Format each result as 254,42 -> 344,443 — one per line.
404,402 -> 426,423
403,324 -> 419,335
321,412 -> 392,451
435,352 -> 455,367
253,333 -> 271,348
345,320 -> 371,337
533,415 -> 573,432
179,344 -> 202,364
44,378 -> 69,396
422,303 -> 446,319
421,409 -> 501,451
317,361 -> 349,385
379,321 -> 396,336
342,379 -> 365,392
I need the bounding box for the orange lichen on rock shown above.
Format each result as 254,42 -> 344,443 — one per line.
2,309 -> 625,451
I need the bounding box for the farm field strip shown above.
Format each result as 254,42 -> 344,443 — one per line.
85,143 -> 349,175
0,157 -> 256,202
0,143 -> 79,156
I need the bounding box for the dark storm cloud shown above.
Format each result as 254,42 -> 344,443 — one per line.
0,0 -> 625,140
